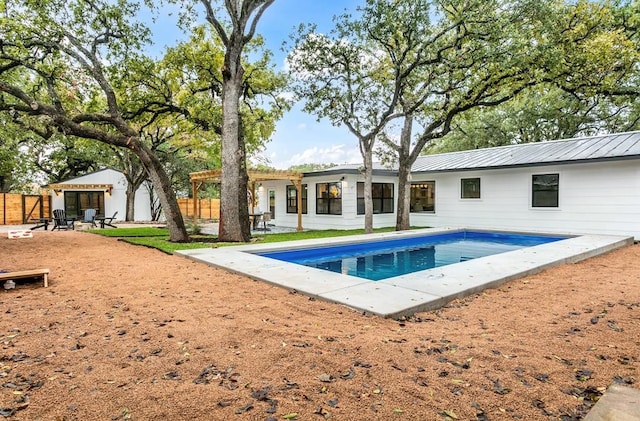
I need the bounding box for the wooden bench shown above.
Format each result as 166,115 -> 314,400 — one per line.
0,269 -> 50,288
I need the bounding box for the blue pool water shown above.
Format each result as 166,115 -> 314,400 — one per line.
258,231 -> 566,281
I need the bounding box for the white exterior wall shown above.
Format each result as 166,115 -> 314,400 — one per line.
242,159 -> 640,239
50,169 -> 153,222
410,160 -> 640,239
259,174 -> 399,230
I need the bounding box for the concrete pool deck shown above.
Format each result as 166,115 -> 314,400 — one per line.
176,227 -> 634,319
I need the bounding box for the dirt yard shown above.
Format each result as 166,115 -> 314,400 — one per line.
0,230 -> 638,420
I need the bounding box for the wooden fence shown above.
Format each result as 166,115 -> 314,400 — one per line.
0,193 -> 216,225
0,193 -> 51,225
177,198 -> 220,221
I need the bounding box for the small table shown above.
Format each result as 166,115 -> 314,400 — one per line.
248,213 -> 263,230
94,216 -> 106,228
30,217 -> 51,231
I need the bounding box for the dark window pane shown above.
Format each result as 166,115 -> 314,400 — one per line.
316,183 -> 342,215
286,184 -> 307,214
461,178 -> 481,199
356,182 -> 394,215
64,191 -> 104,219
330,200 -> 342,215
532,174 -> 559,207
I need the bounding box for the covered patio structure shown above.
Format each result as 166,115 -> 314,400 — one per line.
48,182 -> 114,220
189,169 -> 304,231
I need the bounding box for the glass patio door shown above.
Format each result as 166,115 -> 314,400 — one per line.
268,189 -> 275,219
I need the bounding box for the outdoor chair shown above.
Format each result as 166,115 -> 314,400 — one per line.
83,208 -> 97,227
96,211 -> 118,229
259,211 -> 271,231
52,209 -> 75,231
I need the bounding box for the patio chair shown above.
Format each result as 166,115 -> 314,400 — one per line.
98,211 -> 118,229
83,208 -> 97,227
52,209 -> 75,231
259,211 -> 271,231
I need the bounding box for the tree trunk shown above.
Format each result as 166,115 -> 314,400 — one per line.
124,171 -> 147,221
396,115 -> 414,231
120,154 -> 147,221
136,143 -> 189,242
125,183 -> 136,221
218,43 -> 251,242
363,147 -> 374,234
396,162 -> 411,231
146,182 -> 163,221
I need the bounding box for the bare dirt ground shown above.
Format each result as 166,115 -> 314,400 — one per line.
0,230 -> 638,420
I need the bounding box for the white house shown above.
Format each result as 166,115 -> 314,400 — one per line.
255,131 -> 640,239
48,168 -> 154,222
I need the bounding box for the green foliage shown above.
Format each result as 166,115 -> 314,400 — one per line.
426,1 -> 640,153
0,127 -> 20,192
427,87 -> 605,152
157,27 -> 290,155
186,220 -> 202,235
287,163 -> 338,172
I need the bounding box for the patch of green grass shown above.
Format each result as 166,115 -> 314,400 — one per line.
119,237 -> 217,254
253,227 -> 398,244
90,227 -> 169,237
91,226 -> 427,255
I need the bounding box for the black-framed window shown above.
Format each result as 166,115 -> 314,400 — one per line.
532,174 -> 559,207
461,178 -> 481,199
410,181 -> 435,212
357,182 -> 394,215
286,184 -> 307,214
316,182 -> 342,215
64,191 -> 104,219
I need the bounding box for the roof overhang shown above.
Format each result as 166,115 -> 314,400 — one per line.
303,168 -> 398,177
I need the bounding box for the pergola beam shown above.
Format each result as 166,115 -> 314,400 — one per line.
190,169 -> 303,183
48,183 -> 113,196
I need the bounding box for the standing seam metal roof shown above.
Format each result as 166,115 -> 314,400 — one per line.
411,131 -> 640,173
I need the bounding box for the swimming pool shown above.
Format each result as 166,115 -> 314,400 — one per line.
258,231 -> 566,281
177,228 -> 632,318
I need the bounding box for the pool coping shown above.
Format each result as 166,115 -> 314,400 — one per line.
176,227 -> 634,319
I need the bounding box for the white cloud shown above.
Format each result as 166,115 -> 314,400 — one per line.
286,144 -> 361,168
278,91 -> 295,102
267,144 -> 361,170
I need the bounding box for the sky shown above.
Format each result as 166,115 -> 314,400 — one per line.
147,0 -> 365,169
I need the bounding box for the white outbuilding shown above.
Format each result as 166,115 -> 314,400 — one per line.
48,168 -> 153,222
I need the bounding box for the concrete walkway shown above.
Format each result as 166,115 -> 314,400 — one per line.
584,384 -> 640,421
177,227 -> 634,319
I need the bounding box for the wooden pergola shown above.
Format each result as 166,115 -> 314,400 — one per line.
48,183 -> 113,196
189,169 -> 304,231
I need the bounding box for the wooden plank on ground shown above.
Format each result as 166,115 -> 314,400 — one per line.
0,269 -> 50,287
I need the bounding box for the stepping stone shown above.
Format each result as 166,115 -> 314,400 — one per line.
584,384 -> 640,421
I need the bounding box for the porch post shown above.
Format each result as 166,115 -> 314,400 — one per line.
191,181 -> 198,225
294,179 -> 303,232
250,181 -> 256,213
